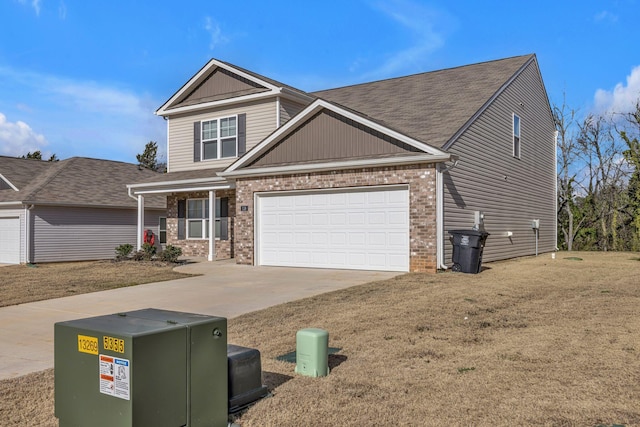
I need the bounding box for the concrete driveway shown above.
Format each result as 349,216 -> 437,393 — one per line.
0,259 -> 398,380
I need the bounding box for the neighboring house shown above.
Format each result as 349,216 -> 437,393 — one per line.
127,54 -> 556,273
0,156 -> 166,264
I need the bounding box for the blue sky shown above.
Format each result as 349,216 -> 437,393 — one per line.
1,0 -> 638,163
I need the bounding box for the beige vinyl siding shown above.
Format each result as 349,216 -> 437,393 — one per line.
280,98 -> 308,125
31,206 -> 164,262
168,99 -> 277,172
443,60 -> 556,264
0,208 -> 25,264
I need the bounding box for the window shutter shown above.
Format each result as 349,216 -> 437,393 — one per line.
177,199 -> 186,240
193,122 -> 201,162
237,113 -> 246,156
220,197 -> 229,218
220,217 -> 229,241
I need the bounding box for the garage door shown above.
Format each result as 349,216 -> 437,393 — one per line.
0,217 -> 20,264
257,186 -> 409,271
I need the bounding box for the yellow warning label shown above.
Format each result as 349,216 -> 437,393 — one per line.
103,336 -> 125,354
77,335 -> 99,355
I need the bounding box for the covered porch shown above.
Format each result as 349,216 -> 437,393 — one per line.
127,169 -> 235,261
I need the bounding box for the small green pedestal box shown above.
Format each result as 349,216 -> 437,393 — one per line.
295,328 -> 329,377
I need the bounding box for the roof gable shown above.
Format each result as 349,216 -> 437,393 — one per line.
156,58 -> 312,116
222,99 -> 450,177
246,108 -> 423,168
312,55 -> 534,149
172,67 -> 269,108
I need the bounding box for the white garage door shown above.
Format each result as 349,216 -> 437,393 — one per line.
257,186 -> 409,272
0,217 -> 20,264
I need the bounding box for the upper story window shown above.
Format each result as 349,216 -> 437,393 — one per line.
201,115 -> 237,160
513,114 -> 521,159
194,113 -> 245,163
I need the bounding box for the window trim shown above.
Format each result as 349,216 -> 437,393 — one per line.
513,113 -> 521,159
200,114 -> 238,161
186,198 -> 224,240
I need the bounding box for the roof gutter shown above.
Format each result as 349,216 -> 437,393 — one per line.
219,154 -> 453,179
0,201 -> 24,207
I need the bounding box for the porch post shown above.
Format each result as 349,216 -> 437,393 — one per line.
137,195 -> 144,250
208,190 -> 216,261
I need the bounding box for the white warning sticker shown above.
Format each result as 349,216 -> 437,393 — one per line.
99,354 -> 130,400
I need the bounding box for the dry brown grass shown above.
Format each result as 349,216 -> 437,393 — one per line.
0,260 -> 194,307
1,252 -> 639,426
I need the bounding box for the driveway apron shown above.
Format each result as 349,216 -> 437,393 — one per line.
0,260 -> 398,380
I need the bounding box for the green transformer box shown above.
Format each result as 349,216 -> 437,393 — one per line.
54,308 -> 227,427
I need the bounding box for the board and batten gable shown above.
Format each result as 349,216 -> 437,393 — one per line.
167,98 -> 278,173
442,58 -> 556,264
30,206 -> 164,263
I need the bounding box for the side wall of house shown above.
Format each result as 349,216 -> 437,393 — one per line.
165,189 -> 236,259
0,207 -> 26,264
234,164 -> 438,273
168,99 -> 277,173
443,60 -> 556,264
31,206 -> 165,262
279,98 -> 307,125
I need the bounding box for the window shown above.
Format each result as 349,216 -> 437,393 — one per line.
159,217 -> 167,244
513,114 -> 521,159
201,116 -> 237,160
186,198 -> 227,239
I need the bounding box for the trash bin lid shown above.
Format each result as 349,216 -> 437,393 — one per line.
448,229 -> 490,237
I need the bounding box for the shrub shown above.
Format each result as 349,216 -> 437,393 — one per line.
115,244 -> 133,261
141,242 -> 156,261
158,245 -> 183,263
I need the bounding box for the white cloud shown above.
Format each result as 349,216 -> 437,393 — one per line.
0,65 -> 166,163
204,17 -> 229,50
594,10 -> 618,23
0,113 -> 49,157
18,0 -> 41,16
362,0 -> 457,80
594,65 -> 640,114
58,0 -> 67,19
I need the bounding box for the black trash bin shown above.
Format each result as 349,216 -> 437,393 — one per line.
448,229 -> 490,274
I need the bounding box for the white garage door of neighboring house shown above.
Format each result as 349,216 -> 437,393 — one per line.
0,217 -> 20,264
257,186 -> 409,272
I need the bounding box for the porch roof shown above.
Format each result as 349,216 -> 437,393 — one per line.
126,168 -> 234,195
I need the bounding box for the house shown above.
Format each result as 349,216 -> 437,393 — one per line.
0,156 -> 166,264
127,54 -> 556,273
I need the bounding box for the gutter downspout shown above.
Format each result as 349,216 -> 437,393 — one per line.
554,130 -> 559,251
436,158 -> 459,270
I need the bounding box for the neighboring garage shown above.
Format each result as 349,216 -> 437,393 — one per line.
0,217 -> 20,264
256,186 -> 409,271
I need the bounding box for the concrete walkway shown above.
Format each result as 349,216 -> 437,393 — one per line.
0,259 -> 398,380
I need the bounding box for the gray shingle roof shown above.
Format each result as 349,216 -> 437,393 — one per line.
312,54 -> 533,148
0,156 -> 166,209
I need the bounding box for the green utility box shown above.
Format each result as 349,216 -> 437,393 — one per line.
54,308 -> 227,427
295,328 -> 329,377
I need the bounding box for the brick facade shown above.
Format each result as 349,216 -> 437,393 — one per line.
234,163 -> 438,273
166,189 -> 236,259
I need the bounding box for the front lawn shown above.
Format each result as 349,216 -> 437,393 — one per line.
1,252 -> 639,426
